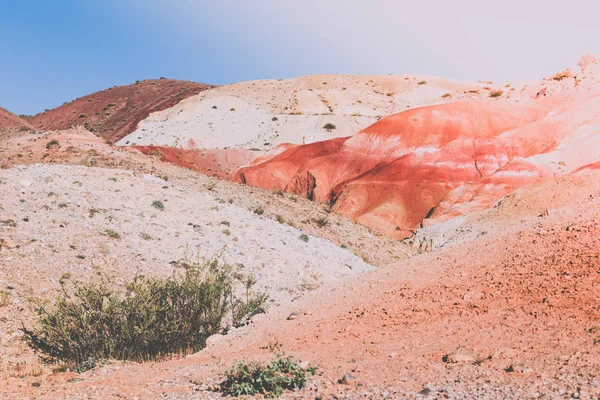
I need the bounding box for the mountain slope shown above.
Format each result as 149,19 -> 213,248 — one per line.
29,79 -> 212,143
0,106 -> 34,131
116,74 -> 513,150
234,63 -> 600,238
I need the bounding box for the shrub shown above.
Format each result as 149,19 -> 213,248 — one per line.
105,229 -> 121,239
219,353 -> 317,398
551,70 -> 572,81
417,80 -> 427,85
441,93 -> 452,98
46,140 -> 60,150
22,259 -> 267,370
299,234 -> 309,242
276,215 -> 285,224
489,90 -> 504,98
313,217 -> 329,228
151,200 -> 165,210
322,123 -> 336,132
254,206 -> 265,216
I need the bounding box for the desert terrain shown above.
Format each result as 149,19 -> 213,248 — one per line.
1,57 -> 599,399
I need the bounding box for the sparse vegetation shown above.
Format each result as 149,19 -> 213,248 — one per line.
46,140 -> 60,150
552,70 -> 572,81
105,229 -> 121,239
152,200 -> 165,210
219,353 -> 317,398
322,123 -> 337,132
0,290 -> 11,307
489,90 -> 504,98
22,258 -> 268,370
313,217 -> 329,228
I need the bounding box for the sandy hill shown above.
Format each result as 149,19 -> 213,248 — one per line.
29,79 -> 212,143
0,106 -> 34,131
116,74 -> 515,150
235,62 -> 600,238
3,158 -> 599,398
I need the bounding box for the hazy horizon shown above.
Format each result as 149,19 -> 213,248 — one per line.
2,0 -> 599,114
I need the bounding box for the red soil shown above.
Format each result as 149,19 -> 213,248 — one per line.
235,89 -> 600,238
29,79 -> 211,143
0,106 -> 34,131
133,146 -> 261,179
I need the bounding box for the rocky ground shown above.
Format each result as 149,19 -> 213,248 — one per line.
2,163 -> 599,399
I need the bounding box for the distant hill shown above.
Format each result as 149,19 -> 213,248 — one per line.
0,106 -> 34,131
30,78 -> 213,143
116,74 -> 494,150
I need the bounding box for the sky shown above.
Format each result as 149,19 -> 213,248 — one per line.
1,0 -> 599,115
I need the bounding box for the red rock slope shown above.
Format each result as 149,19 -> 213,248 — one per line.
29,79 -> 212,143
0,106 -> 34,131
235,64 -> 600,239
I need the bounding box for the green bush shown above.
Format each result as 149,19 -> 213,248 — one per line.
22,259 -> 267,370
322,123 -> 336,131
46,140 -> 60,150
151,200 -> 165,210
219,353 -> 316,398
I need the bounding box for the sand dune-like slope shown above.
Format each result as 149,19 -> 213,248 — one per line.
0,106 -> 34,131
5,166 -> 599,399
29,79 -> 211,143
117,74 -> 512,150
235,63 -> 600,238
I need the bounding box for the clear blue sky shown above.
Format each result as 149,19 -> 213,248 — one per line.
2,0 -> 599,115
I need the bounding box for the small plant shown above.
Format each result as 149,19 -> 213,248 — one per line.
1,219 -> 17,228
441,93 -> 452,98
0,290 -> 11,307
418,80 -> 427,85
222,229 -> 231,236
151,200 -> 165,210
204,182 -> 216,191
219,353 -> 317,398
105,229 -> 121,239
276,215 -> 285,224
271,117 -> 278,121
46,140 -> 60,150
58,203 -> 68,209
299,234 -> 309,242
322,123 -> 336,132
89,208 -> 100,218
254,206 -> 265,216
313,217 -> 329,228
78,114 -> 86,119
489,90 -> 504,98
552,70 -> 572,81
